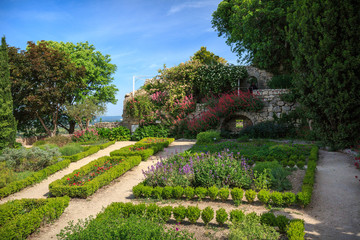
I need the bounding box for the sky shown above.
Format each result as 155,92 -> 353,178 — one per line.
1,0 -> 239,116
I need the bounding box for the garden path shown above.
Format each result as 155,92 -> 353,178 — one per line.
0,141 -> 136,204
303,150 -> 360,240
28,139 -> 196,240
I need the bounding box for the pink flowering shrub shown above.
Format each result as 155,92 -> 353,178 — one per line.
72,128 -> 99,142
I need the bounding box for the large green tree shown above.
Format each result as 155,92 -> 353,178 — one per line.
0,36 -> 16,149
212,0 -> 293,73
44,41 -> 118,133
9,41 -> 86,137
288,0 -> 360,148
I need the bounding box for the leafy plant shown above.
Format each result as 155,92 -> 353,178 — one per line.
257,189 -> 271,205
283,192 -> 296,206
253,169 -> 271,191
260,212 -> 277,227
159,206 -> 173,222
287,219 -> 305,240
152,186 -> 163,200
195,187 -> 207,201
196,130 -> 221,145
145,203 -> 160,221
270,191 -> 284,207
173,205 -> 187,223
245,189 -> 256,203
132,125 -> 169,141
187,206 -> 201,224
276,215 -> 290,233
173,186 -> 184,199
162,186 -> 173,199
215,208 -> 228,226
72,128 -> 99,142
201,206 -> 214,226
184,186 -> 195,200
207,185 -> 219,201
230,187 -> 243,206
229,209 -> 245,224
218,188 -> 230,202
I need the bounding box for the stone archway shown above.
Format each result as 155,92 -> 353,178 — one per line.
221,114 -> 253,134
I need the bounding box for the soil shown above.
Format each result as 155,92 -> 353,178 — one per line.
2,140 -> 359,240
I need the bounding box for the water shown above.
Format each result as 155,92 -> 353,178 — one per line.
92,116 -> 123,123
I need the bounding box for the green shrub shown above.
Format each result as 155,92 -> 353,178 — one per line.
32,140 -> 46,146
134,203 -> 146,217
195,187 -> 207,201
187,206 -> 201,224
257,189 -> 271,205
122,202 -> 135,218
159,206 -> 173,222
270,191 -> 284,207
260,212 -> 277,226
236,136 -> 249,142
0,162 -> 14,188
289,155 -> 298,163
173,186 -> 184,199
283,192 -> 296,206
245,189 -> 256,203
142,186 -> 153,198
229,209 -> 245,224
132,125 -> 169,141
215,208 -> 228,226
208,185 -> 219,201
296,191 -> 311,208
184,186 -> 195,200
230,187 -> 243,206
288,160 -> 296,168
173,205 -> 187,223
59,143 -> 84,156
63,141 -> 115,162
162,186 -> 173,199
196,130 -> 221,145
152,186 -> 163,199
276,215 -> 290,233
132,184 -> 143,198
296,161 -> 305,169
218,188 -> 230,202
253,169 -> 271,191
98,126 -> 131,141
268,74 -> 293,89
287,219 -> 305,240
239,121 -> 288,139
201,206 -> 214,226
44,135 -> 72,147
145,203 -> 160,221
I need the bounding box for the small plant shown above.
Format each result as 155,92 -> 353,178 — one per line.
142,186 -> 153,198
196,130 -> 221,144
132,184 -> 143,198
201,206 -> 214,226
216,208 -> 228,226
208,185 -> 219,200
145,203 -> 160,221
229,209 -> 245,224
173,186 -> 184,199
270,191 -> 284,207
288,160 -> 296,168
134,203 -> 146,217
184,186 -> 195,200
287,219 -> 305,240
253,169 -> 271,191
245,189 -> 256,203
152,186 -> 163,200
230,187 -> 244,206
218,188 -> 230,202
195,187 -> 207,201
296,191 -> 311,208
283,192 -> 296,206
296,161 -> 305,169
257,189 -> 271,205
276,215 -> 290,233
162,186 -> 173,199
260,212 -> 277,227
173,205 -> 187,223
187,206 -> 201,224
159,206 -> 172,222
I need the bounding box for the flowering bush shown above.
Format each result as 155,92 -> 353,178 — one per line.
72,128 -> 99,142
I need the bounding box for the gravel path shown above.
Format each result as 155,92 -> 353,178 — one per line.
0,141 -> 135,204
28,139 -> 196,240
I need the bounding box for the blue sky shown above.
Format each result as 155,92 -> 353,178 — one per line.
1,0 -> 239,116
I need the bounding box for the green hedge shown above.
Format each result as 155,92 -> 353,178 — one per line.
49,156 -> 141,198
63,141 -> 115,162
110,138 -> 174,161
296,146 -> 319,208
0,197 -> 70,239
0,159 -> 71,199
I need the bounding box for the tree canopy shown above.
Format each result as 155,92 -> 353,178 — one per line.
212,0 -> 293,74
191,46 -> 227,65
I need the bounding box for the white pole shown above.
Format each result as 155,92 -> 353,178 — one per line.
132,76 -> 135,98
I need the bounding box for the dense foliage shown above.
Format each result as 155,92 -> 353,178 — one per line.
0,36 -> 16,149
287,0 -> 360,149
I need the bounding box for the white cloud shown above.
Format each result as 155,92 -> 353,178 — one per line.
167,1 -> 217,15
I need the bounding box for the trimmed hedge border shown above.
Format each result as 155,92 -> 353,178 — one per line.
0,141 -> 116,199
110,137 -> 174,160
49,156 -> 141,198
63,141 -> 116,162
0,196 -> 70,239
132,145 -> 319,208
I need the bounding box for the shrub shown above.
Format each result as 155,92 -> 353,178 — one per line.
173,186 -> 184,199
187,206 -> 201,224
253,169 -> 271,191
239,121 -> 288,139
218,188 -> 230,202
207,185 -> 219,201
159,206 -> 173,222
162,186 -> 173,199
59,144 -> 84,156
32,140 -> 46,146
201,206 -> 214,226
296,191 -> 311,208
72,128 -> 99,142
184,186 -> 195,200
132,125 -> 169,141
142,186 -> 153,198
122,202 -> 135,218
268,74 -> 294,89
230,187 -> 243,206
288,160 -> 296,168
134,203 -> 146,217
152,186 -> 163,200
196,130 -> 221,145
276,215 -> 290,233
145,203 -> 160,221
229,209 -> 245,224
296,161 -> 305,169
215,208 -> 228,226
283,192 -> 296,206
195,187 -> 207,201
245,189 -> 256,203
270,191 -> 284,207
236,135 -> 249,142
260,212 -> 277,226
132,184 -> 143,198
43,135 -> 72,147
0,162 -> 14,188
257,189 -> 271,205
173,205 -> 187,223
287,219 -> 305,240
97,126 -> 131,141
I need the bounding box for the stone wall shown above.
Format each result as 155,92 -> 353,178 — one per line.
244,66 -> 273,89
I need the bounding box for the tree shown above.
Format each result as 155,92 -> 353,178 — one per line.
9,41 -> 86,137
65,98 -> 106,130
0,36 -> 16,149
287,0 -> 360,149
212,0 -> 293,73
44,41 -> 118,133
192,46 -> 227,65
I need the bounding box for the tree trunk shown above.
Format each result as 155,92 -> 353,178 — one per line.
36,113 -> 51,137
69,120 -> 76,134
